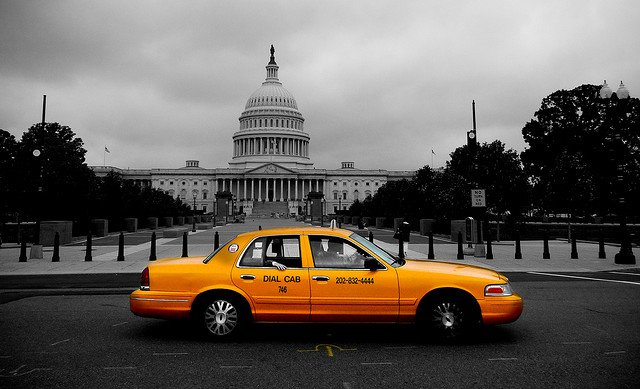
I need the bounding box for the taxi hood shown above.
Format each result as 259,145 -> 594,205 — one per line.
400,259 -> 506,282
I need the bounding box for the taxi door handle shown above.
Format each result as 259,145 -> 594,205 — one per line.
312,276 -> 330,282
240,274 -> 256,280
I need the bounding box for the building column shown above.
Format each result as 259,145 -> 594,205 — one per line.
258,178 -> 262,201
287,178 -> 291,200
295,178 -> 298,200
222,179 -> 226,192
251,178 -> 255,200
280,178 -> 284,201
266,178 -> 270,202
244,178 -> 247,200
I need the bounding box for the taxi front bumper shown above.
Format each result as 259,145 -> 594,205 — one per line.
478,293 -> 523,325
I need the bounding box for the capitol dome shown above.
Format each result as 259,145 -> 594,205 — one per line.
230,46 -> 312,169
599,80 -> 613,99
616,81 -> 630,99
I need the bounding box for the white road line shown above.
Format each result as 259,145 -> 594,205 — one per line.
562,342 -> 592,345
111,321 -> 129,327
609,272 -> 640,277
361,362 -> 394,365
488,358 -> 518,361
103,366 -> 136,370
528,272 -> 640,286
50,339 -> 71,346
152,352 -> 189,356
604,351 -> 626,355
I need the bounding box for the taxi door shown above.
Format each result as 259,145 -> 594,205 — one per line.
305,234 -> 399,322
231,235 -> 310,322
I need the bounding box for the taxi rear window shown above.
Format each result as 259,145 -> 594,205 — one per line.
239,236 -> 301,268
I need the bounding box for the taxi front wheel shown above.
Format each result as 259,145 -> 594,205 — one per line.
419,295 -> 475,341
200,296 -> 245,339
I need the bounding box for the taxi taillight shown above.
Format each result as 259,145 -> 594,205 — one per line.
140,267 -> 150,290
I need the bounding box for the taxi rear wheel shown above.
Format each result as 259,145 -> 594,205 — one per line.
419,295 -> 474,341
200,296 -> 245,339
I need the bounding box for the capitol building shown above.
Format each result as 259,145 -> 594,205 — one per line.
93,47 -> 414,217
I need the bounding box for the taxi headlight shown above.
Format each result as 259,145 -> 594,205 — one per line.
484,283 -> 513,297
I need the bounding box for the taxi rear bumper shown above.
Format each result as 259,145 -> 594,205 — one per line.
130,289 -> 193,320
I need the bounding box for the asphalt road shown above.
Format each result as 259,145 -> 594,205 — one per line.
1,272 -> 639,388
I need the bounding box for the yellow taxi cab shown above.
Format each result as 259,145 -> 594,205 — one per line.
130,227 -> 523,339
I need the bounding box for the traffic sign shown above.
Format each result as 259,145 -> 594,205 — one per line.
471,189 -> 485,207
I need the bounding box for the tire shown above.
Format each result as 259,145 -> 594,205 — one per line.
419,295 -> 474,341
199,296 -> 245,339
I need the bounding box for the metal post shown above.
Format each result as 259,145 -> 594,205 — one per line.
369,230 -> 374,243
84,232 -> 92,261
543,230 -> 550,259
52,232 -> 60,262
19,239 -> 27,262
214,231 -> 219,250
598,230 -> 606,259
182,231 -> 188,258
514,230 -> 522,259
428,231 -> 435,259
117,232 -> 125,261
457,231 -> 464,260
192,196 -> 196,232
486,231 -> 493,259
149,232 -> 157,261
571,237 -> 578,259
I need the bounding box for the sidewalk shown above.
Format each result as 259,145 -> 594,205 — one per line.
0,221 -> 637,276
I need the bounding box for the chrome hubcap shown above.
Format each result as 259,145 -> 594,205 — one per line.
431,302 -> 463,332
204,300 -> 238,336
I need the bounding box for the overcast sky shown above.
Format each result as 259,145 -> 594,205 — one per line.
1,0 -> 638,171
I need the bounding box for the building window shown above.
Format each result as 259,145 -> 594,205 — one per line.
366,182 -> 370,186
342,192 -> 347,200
375,182 -> 379,186
333,192 -> 338,200
343,182 -> 347,186
204,181 -> 207,186
160,180 -> 164,185
194,181 -> 198,186
354,190 -> 359,200
354,182 -> 358,186
169,181 -> 174,185
333,182 -> 337,186
182,181 -> 186,186
203,191 -> 208,200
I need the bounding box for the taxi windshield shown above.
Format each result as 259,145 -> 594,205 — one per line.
350,232 -> 400,266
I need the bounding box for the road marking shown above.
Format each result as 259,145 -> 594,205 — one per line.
361,362 -> 394,365
103,366 -> 136,370
562,342 -> 592,345
488,358 -> 518,361
297,344 -> 357,357
50,339 -> 71,346
0,365 -> 53,377
152,352 -> 188,356
528,272 -> 640,286
111,321 -> 129,327
604,351 -> 626,355
609,272 -> 640,277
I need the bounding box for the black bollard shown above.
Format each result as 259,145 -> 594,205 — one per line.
457,231 -> 464,260
398,237 -> 404,259
543,230 -> 550,259
117,232 -> 125,261
514,230 -> 522,259
571,236 -> 578,259
486,231 -> 493,260
598,230 -> 606,259
258,225 -> 262,230
428,232 -> 435,259
19,240 -> 27,262
52,232 -> 60,262
84,232 -> 92,261
214,231 -> 219,250
368,230 -> 374,243
182,231 -> 188,258
149,232 -> 157,261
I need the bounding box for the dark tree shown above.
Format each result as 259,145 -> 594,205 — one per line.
521,84 -> 640,219
0,129 -> 19,223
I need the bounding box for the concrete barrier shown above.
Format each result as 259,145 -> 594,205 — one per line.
197,223 -> 212,230
362,217 -> 371,227
40,221 -> 73,245
185,216 -> 194,225
352,216 -> 360,227
393,218 -> 403,231
124,218 -> 138,232
174,216 -> 184,226
91,219 -> 109,237
146,217 -> 158,230
375,217 -> 385,229
420,219 -> 435,235
162,217 -> 174,228
163,228 -> 189,238
195,215 -> 202,223
343,216 -> 352,224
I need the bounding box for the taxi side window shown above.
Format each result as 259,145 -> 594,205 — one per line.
309,235 -> 372,269
239,236 -> 302,268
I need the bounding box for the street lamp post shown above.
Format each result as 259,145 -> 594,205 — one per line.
192,194 -> 196,232
29,148 -> 43,259
600,80 -> 635,265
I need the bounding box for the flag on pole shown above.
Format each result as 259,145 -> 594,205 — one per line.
431,149 -> 436,155
105,146 -> 110,153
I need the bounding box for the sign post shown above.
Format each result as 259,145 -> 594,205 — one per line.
471,189 -> 486,257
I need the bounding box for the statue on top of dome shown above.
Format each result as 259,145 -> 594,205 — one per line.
269,45 -> 276,64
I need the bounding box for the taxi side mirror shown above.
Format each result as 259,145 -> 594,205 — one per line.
364,258 -> 379,271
